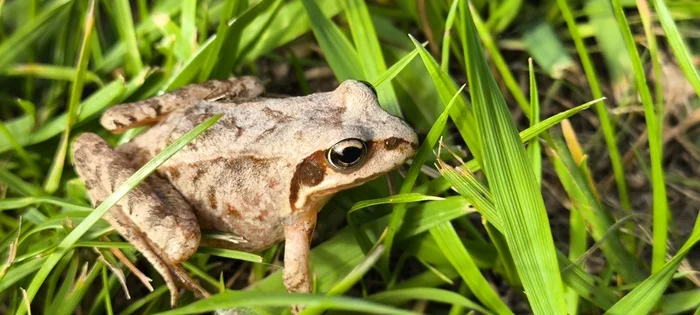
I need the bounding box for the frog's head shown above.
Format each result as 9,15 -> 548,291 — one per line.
288,80 -> 418,213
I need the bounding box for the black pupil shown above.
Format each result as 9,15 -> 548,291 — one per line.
335,146 -> 363,164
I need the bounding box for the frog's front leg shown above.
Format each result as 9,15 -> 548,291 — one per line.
283,211 -> 317,313
72,133 -> 210,306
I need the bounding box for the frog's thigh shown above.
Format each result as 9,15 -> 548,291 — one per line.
72,133 -> 203,303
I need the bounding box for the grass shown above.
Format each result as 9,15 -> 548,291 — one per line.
0,0 -> 699,314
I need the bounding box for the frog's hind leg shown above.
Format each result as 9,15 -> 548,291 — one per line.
101,76 -> 265,134
72,133 -> 209,306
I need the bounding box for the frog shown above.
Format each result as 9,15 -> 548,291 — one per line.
71,77 -> 419,309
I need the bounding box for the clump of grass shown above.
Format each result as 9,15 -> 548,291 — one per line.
1,1 -> 699,314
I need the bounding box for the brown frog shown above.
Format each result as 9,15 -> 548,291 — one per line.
72,77 -> 418,309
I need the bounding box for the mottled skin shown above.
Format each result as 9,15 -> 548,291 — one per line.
72,77 -> 418,309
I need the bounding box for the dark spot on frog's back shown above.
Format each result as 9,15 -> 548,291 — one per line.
288,151 -> 327,206
262,107 -> 293,123
208,186 -> 217,209
227,204 -> 241,218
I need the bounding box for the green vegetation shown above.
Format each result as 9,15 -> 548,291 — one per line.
1,0 -> 699,314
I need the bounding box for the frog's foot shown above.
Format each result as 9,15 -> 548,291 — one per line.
72,133 -> 210,306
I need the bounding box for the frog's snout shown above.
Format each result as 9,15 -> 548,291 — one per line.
381,121 -> 419,162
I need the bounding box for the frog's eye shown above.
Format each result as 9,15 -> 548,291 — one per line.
358,81 -> 377,98
326,138 -> 368,170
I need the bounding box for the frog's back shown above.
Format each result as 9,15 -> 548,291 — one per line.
116,94 -> 347,251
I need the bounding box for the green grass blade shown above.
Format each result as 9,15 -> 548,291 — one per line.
555,0 -> 632,217
430,222 -> 513,314
0,78 -> 125,153
344,0 -> 402,117
348,193 -> 444,213
437,162 -> 619,310
408,35 -> 481,162
606,214 -> 700,314
459,2 -> 566,313
43,0 -> 96,194
301,0 -> 362,81
440,0 -> 459,71
15,114 -> 222,315
154,292 -> 417,315
179,0 -> 196,60
112,0 -> 143,75
611,0 -> 669,273
522,22 -> 574,79
651,0 -> 700,98
371,45 -> 421,87
2,64 -> 102,85
367,287 -> 493,315
0,0 -> 71,71
464,3 -> 529,115
382,85 -> 463,281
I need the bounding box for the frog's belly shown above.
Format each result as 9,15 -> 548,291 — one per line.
158,156 -> 292,252
193,205 -> 285,252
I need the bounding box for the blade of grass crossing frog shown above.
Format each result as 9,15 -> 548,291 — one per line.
430,222 -> 513,314
381,85 -> 464,282
367,288 -> 493,315
44,0 -> 96,194
15,115 -> 222,315
344,0 -> 402,117
301,0 -> 362,81
440,0 -> 460,71
0,0 -> 71,71
408,35 -> 481,163
555,0 -> 632,217
460,2 -> 566,313
651,0 -> 700,97
113,0 -> 143,75
606,213 -> 700,314
154,292 -> 417,315
463,3 -> 529,115
611,0 -> 669,273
